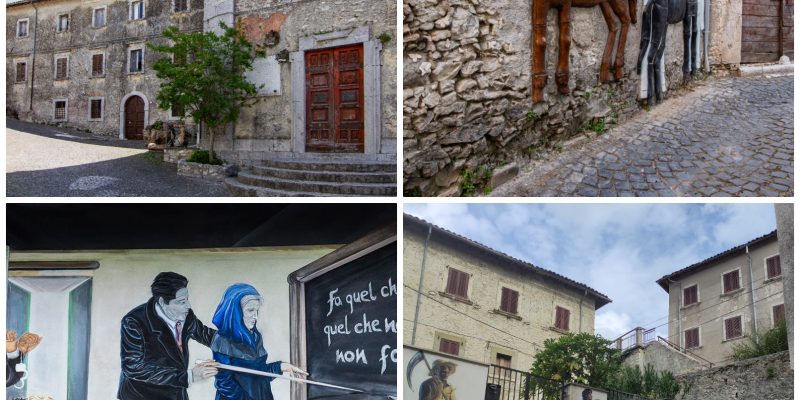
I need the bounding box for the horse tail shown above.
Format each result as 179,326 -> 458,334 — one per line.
630,0 -> 638,24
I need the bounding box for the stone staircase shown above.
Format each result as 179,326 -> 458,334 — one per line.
225,155 -> 397,197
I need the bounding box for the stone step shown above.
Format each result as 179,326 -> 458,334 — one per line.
225,178 -> 337,197
250,165 -> 396,184
260,156 -> 396,173
231,171 -> 397,196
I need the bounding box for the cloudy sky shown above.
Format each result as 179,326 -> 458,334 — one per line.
404,203 -> 778,340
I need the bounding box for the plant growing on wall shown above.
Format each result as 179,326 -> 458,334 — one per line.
730,320 -> 788,361
607,364 -> 682,399
149,23 -> 263,163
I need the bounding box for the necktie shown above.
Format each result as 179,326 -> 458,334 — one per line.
175,321 -> 183,353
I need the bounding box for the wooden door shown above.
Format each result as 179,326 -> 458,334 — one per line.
124,96 -> 145,140
305,44 -> 364,153
742,0 -> 792,63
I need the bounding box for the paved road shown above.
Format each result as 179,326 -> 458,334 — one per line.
6,119 -> 229,197
492,74 -> 794,197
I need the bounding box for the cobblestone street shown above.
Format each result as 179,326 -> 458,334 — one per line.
492,74 -> 794,197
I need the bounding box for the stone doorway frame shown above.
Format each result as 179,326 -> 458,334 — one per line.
290,26 -> 382,154
119,91 -> 149,139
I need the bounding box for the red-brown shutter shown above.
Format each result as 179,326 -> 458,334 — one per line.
773,304 -> 785,325
723,271 -> 740,293
509,289 -> 518,314
16,63 -> 25,82
685,328 -> 699,348
439,338 -> 460,355
555,307 -> 569,330
445,268 -> 469,299
767,256 -> 781,279
684,286 -> 697,306
725,317 -> 742,339
500,288 -> 519,314
92,54 -> 103,76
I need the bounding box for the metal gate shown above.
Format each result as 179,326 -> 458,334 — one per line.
486,365 -> 563,400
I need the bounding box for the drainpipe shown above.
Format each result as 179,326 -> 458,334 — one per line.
579,289 -> 587,333
704,0 -> 711,72
668,278 -> 682,347
747,245 -> 759,342
411,224 -> 433,346
29,1 -> 39,111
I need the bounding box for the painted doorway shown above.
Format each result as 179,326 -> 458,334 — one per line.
305,44 -> 364,153
124,96 -> 145,140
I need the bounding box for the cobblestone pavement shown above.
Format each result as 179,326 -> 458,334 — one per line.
492,74 -> 794,197
6,119 -> 230,197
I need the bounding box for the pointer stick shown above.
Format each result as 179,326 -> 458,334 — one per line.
198,361 -> 364,393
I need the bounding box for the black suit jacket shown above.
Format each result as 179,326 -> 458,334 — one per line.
6,352 -> 24,387
117,298 -> 216,400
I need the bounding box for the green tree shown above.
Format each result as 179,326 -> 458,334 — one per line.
528,333 -> 622,399
148,23 -> 262,163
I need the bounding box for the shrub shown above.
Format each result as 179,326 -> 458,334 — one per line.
187,149 -> 223,165
731,320 -> 788,361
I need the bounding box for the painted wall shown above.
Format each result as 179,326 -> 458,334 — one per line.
666,239 -> 784,364
6,0 -> 203,137
403,346 -> 490,400
9,245 -> 338,400
404,227 -> 598,371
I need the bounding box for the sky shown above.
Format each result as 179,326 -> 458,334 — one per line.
404,203 -> 778,341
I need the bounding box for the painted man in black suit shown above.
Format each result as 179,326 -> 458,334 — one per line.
118,272 -> 219,400
6,330 -> 42,387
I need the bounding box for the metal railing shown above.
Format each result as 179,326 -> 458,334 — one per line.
614,327 -> 657,352
486,365 -> 563,400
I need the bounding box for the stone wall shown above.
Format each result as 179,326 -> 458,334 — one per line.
6,0 -> 204,137
402,0 -> 705,196
708,0 -> 742,65
622,341 -> 705,376
676,351 -> 792,400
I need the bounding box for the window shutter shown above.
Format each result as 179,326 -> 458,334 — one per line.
509,289 -> 518,314
56,58 -> 67,79
92,54 -> 103,75
457,271 -> 468,298
555,307 -> 569,330
685,328 -> 699,348
767,256 -> 781,278
16,63 -> 25,82
773,304 -> 785,325
439,338 -> 460,355
91,100 -> 101,119
684,286 -> 697,306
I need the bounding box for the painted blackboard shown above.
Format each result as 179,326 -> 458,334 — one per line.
304,243 -> 397,399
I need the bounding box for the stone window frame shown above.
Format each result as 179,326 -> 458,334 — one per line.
15,60 -> 28,83
763,253 -> 781,280
88,97 -> 105,121
92,6 -> 107,28
683,326 -> 701,349
489,345 -> 516,372
53,99 -> 69,121
56,13 -> 70,33
434,331 -> 465,357
290,26 -> 383,154
172,0 -> 190,13
129,0 -> 146,21
54,53 -> 70,80
681,283 -> 700,308
90,51 -> 106,77
722,314 -> 744,341
771,302 -> 785,327
128,44 -> 145,74
720,267 -> 742,295
17,18 -> 30,38
439,265 -> 472,303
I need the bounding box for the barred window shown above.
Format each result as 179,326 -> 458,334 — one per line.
90,99 -> 103,120
15,62 -> 26,82
92,54 -> 105,76
55,57 -> 68,79
54,101 -> 67,120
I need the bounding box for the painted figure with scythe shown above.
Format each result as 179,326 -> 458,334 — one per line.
407,351 -> 458,400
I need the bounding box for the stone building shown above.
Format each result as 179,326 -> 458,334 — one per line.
404,214 -> 611,370
656,231 -> 787,365
7,0 -> 397,195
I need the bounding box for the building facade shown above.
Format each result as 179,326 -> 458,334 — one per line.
404,214 -> 611,371
657,231 -> 786,365
7,0 -> 396,165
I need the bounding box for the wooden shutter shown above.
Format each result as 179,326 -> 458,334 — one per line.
773,304 -> 785,325
56,58 -> 67,79
92,54 -> 104,76
439,338 -> 460,355
90,100 -> 102,119
725,317 -> 742,339
16,63 -> 26,82
683,286 -> 698,306
500,287 -> 519,314
723,271 -> 740,293
767,256 -> 781,279
445,268 -> 469,299
685,328 -> 699,348
555,306 -> 570,330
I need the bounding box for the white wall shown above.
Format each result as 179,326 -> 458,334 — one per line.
10,246 -> 339,400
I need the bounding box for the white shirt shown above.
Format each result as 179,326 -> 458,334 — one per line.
155,302 -> 193,385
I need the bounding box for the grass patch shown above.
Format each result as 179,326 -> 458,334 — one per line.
187,149 -> 223,165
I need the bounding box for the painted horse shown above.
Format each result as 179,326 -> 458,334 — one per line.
637,0 -> 704,105
532,0 -> 638,103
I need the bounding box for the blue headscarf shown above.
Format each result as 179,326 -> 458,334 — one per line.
212,283 -> 262,348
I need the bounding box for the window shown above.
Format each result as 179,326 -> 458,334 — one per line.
129,49 -> 143,73
92,53 -> 105,76
55,56 -> 69,80
444,268 -> 469,299
766,255 -> 781,279
89,98 -> 103,120
724,316 -> 743,340
554,306 -> 570,331
722,270 -> 740,294
499,287 -> 519,314
170,104 -> 185,119
17,19 -> 29,37
495,353 -> 511,368
684,327 -> 700,349
15,62 -> 26,82
773,304 -> 785,326
130,0 -> 145,20
174,0 -> 188,12
54,100 -> 67,121
683,285 -> 698,306
439,338 -> 460,356
93,7 -> 106,27
57,14 -> 69,32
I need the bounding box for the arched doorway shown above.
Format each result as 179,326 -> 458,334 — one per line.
124,96 -> 145,140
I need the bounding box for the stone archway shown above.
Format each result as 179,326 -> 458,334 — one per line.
118,91 -> 149,140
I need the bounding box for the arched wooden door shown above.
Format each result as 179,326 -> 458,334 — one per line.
124,96 -> 145,140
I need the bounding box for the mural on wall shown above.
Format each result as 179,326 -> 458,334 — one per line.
6,331 -> 42,390
637,0 -> 705,104
403,347 -> 489,400
532,0 -> 638,103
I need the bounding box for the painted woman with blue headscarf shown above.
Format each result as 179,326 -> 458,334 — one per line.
211,283 -> 307,400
